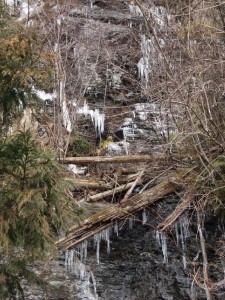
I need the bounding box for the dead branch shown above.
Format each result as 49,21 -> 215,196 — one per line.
158,194 -> 194,231
56,169 -> 191,250
197,211 -> 212,300
79,180 -> 140,202
120,169 -> 145,203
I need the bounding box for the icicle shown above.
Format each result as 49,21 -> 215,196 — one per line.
129,215 -> 135,230
155,231 -> 161,246
114,221 -> 119,236
90,271 -> 97,294
155,231 -> 168,263
65,249 -> 75,272
90,0 -> 93,9
173,213 -> 190,269
142,210 -> 148,225
175,223 -> 179,246
79,240 -> 88,262
74,258 -> 86,280
78,101 -> 105,135
161,233 -> 168,264
101,228 -> 111,254
94,234 -> 100,264
182,255 -> 187,269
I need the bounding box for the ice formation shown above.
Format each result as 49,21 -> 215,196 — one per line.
65,249 -> 76,272
93,227 -> 111,264
33,87 -> 56,101
79,240 -> 88,262
173,213 -> 190,269
150,6 -> 170,29
155,231 -> 168,264
137,33 -> 165,84
142,210 -> 148,225
114,221 -> 119,236
78,101 -> 105,135
121,118 -> 141,140
134,103 -> 159,121
129,2 -> 143,17
129,215 -> 135,230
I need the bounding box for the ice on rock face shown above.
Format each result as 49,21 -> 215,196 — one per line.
129,2 -> 143,17
65,249 -> 76,272
142,210 -> 148,225
161,233 -> 168,264
78,101 -> 105,135
93,227 -> 111,264
129,215 -> 135,230
155,231 -> 168,264
150,6 -> 171,29
89,271 -> 97,294
79,240 -> 88,262
114,221 -> 119,236
173,213 -> 190,269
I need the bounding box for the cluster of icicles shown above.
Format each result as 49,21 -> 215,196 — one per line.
65,212 -> 190,278
78,101 -> 105,136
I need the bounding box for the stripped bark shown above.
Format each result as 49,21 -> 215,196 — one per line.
56,169 -> 190,250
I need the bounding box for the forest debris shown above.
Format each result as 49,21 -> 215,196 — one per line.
79,180 -> 140,202
56,169 -> 190,250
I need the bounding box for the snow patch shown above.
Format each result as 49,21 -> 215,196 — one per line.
33,88 -> 56,101
67,164 -> 88,176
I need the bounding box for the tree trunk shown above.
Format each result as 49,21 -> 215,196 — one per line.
57,154 -> 167,165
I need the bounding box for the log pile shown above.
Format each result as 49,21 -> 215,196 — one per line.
56,152 -> 193,250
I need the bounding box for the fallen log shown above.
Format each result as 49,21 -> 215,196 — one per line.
65,178 -> 112,189
56,169 -> 191,250
57,154 -> 166,165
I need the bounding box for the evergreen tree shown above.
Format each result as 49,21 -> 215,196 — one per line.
0,130 -> 81,299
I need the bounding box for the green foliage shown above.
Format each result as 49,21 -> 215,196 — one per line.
0,130 -> 81,297
68,130 -> 92,156
0,13 -> 54,128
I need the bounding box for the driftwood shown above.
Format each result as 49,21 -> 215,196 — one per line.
57,154 -> 167,165
56,169 -> 190,250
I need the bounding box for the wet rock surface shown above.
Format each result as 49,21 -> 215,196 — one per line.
22,197 -> 225,300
